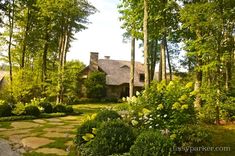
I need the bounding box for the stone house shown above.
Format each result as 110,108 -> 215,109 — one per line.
82,52 -> 145,98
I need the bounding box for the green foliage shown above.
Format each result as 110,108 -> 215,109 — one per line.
84,71 -> 106,98
53,104 -> 73,113
221,97 -> 235,121
198,104 -> 216,124
25,105 -> 41,117
75,120 -> 100,146
63,60 -> 86,103
171,125 -> 212,148
53,104 -> 66,113
65,105 -> 74,113
94,110 -> 121,122
12,102 -> 25,115
11,69 -> 42,103
0,100 -> 12,117
130,130 -> 174,156
129,80 -> 196,129
39,102 -> 53,113
90,120 -> 135,156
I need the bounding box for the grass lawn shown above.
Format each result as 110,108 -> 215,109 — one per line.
73,103 -> 119,114
203,124 -> 235,156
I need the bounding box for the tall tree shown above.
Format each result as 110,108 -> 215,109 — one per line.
129,37 -> 135,97
144,0 -> 150,88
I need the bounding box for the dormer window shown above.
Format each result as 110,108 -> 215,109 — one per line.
139,74 -> 145,82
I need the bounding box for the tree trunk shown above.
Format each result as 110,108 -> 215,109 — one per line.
144,0 -> 150,89
21,7 -> 31,69
194,68 -> 202,108
7,0 -> 15,85
56,28 -> 68,104
149,40 -> 157,81
161,39 -> 167,81
158,48 -> 162,82
42,30 -> 49,86
166,40 -> 172,81
130,37 -> 135,97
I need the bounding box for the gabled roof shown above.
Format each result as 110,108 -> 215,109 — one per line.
98,59 -> 144,87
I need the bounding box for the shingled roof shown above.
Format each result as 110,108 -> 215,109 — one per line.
98,59 -> 144,87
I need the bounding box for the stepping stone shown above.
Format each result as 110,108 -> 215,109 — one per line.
0,128 -> 8,131
35,148 -> 67,156
21,137 -> 54,149
47,122 -> 64,126
42,132 -> 74,138
11,122 -> 40,129
59,125 -> 75,129
46,118 -> 61,122
43,127 -> 71,133
60,116 -> 79,121
9,134 -> 29,144
0,129 -> 32,137
33,119 -> 47,124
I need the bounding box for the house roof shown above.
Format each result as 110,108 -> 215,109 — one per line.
98,59 -> 144,87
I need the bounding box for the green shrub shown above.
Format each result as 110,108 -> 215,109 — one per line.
221,97 -> 235,121
12,102 -> 25,115
53,104 -> 67,113
198,104 -> 216,124
0,101 -> 12,117
25,105 -> 40,116
128,80 -> 196,129
90,120 -> 135,156
84,71 -> 106,98
39,102 -> 53,113
66,105 -> 74,113
75,120 -> 100,146
94,110 -> 121,122
130,130 -> 174,156
171,125 -> 212,148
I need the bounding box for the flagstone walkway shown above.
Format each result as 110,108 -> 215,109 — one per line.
0,115 -> 86,155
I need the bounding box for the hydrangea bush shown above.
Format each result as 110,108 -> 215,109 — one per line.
127,80 -> 196,130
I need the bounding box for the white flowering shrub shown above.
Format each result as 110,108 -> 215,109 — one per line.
129,80 -> 196,130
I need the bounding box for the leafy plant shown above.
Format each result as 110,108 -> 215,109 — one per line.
84,71 -> 106,98
39,102 -> 53,113
94,109 -> 121,122
128,80 -> 196,129
0,100 -> 12,117
75,119 -> 100,146
53,104 -> 67,113
25,105 -> 40,116
12,102 -> 25,115
90,120 -> 135,156
171,125 -> 212,148
130,130 -> 174,156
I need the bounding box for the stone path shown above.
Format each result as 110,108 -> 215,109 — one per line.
0,115 -> 84,156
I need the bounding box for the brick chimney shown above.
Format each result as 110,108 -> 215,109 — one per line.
104,56 -> 110,59
89,52 -> 99,71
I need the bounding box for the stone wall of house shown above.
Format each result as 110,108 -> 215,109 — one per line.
106,85 -> 123,98
106,85 -> 143,98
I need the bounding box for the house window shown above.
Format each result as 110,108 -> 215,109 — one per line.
139,74 -> 145,82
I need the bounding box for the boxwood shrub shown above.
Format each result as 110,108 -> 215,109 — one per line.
25,105 -> 40,117
90,120 -> 135,156
0,102 -> 12,117
130,130 -> 174,156
94,109 -> 121,122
